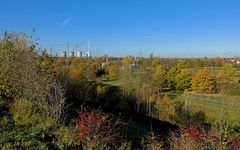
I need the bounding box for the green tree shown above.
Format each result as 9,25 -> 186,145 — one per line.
152,64 -> 168,88
175,69 -> 192,91
166,67 -> 179,89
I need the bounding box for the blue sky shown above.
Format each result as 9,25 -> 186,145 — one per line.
1,0 -> 240,57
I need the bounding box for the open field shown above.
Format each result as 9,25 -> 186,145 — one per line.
173,92 -> 240,126
187,67 -> 240,74
99,80 -> 240,126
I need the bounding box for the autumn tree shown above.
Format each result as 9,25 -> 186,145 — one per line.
0,32 -> 51,100
86,61 -> 98,80
177,60 -> 189,69
67,59 -> 99,82
166,67 -> 179,89
217,64 -> 238,93
108,62 -> 120,80
121,57 -> 134,66
0,32 -> 66,122
155,96 -> 175,123
151,59 -> 162,68
213,57 -> 223,67
191,68 -> 216,94
152,64 -> 168,88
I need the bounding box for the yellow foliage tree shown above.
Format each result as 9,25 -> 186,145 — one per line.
152,64 -> 167,88
108,62 -> 120,80
121,57 -> 133,66
155,96 -> 175,123
217,64 -> 238,92
68,64 -> 86,82
191,68 -> 216,94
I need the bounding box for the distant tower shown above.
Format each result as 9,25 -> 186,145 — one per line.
150,52 -> 153,59
67,41 -> 70,58
62,51 -> 67,58
76,51 -> 82,57
85,52 -> 89,57
88,42 -> 91,57
69,51 -> 74,57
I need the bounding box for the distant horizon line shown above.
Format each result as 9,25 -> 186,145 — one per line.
48,52 -> 240,59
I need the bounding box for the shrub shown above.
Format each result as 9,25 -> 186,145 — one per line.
118,141 -> 132,150
36,115 -> 57,131
0,32 -> 68,149
0,33 -> 66,123
55,126 -> 75,147
0,97 -> 3,109
143,134 -> 164,150
169,125 -> 240,150
74,105 -> 126,150
171,101 -> 189,125
0,33 -> 52,101
169,126 -> 203,150
11,99 -> 40,126
96,85 -> 107,96
0,115 -> 56,149
191,111 -> 206,125
221,82 -> 240,96
172,101 -> 206,126
155,96 -> 175,123
0,83 -> 13,101
0,126 -> 49,149
10,99 -> 57,129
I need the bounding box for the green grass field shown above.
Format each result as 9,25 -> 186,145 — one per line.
97,79 -> 240,126
175,92 -> 240,126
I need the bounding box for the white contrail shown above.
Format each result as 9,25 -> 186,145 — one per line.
60,16 -> 73,27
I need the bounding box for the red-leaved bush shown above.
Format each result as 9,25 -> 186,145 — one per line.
169,125 -> 240,150
74,105 -> 126,150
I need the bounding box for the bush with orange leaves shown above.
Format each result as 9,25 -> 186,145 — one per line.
74,105 -> 126,150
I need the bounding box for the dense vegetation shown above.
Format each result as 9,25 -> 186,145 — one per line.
0,32 -> 240,149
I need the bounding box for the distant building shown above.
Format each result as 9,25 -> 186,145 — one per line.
82,51 -> 91,58
61,51 -> 67,58
86,51 -> 91,57
69,51 -> 74,57
76,51 -> 82,57
58,49 -> 92,58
